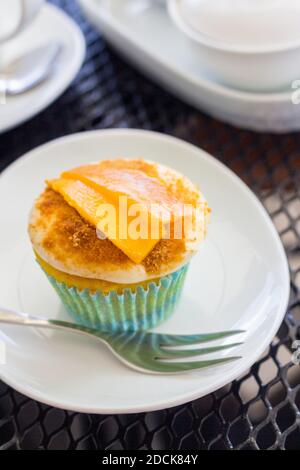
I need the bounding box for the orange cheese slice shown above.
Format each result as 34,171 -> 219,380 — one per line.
48,161 -> 192,264
48,178 -> 162,264
62,165 -> 184,219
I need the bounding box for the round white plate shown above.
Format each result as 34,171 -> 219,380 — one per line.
79,0 -> 300,132
0,130 -> 289,414
0,4 -> 85,134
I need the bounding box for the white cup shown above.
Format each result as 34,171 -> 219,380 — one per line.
167,0 -> 300,92
0,0 -> 44,68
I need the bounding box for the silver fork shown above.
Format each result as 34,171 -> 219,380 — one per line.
0,309 -> 243,374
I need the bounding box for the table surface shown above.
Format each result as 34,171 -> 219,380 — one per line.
0,0 -> 300,451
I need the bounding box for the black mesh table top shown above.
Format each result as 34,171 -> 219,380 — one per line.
0,0 -> 300,451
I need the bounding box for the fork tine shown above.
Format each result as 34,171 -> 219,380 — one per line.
158,330 -> 244,347
157,342 -> 243,360
153,356 -> 241,373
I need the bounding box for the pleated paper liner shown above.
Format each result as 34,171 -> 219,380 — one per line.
44,264 -> 189,331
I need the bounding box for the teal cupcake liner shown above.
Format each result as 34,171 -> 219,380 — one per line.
44,264 -> 189,332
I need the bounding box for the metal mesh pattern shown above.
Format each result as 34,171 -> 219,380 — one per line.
1,0 -> 300,451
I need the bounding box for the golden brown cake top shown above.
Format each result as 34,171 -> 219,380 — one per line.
29,188 -> 188,283
29,159 -> 210,283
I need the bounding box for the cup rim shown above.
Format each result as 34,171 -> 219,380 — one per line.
168,0 -> 300,55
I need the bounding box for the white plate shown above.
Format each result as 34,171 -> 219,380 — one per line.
79,0 -> 300,133
0,130 -> 289,414
0,4 -> 85,134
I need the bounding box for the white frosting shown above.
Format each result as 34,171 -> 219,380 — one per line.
33,243 -> 194,284
29,204 -> 196,283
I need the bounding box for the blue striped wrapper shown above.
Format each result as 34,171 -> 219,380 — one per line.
44,265 -> 189,331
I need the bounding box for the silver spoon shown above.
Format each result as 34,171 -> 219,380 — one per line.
0,308 -> 243,375
0,42 -> 62,96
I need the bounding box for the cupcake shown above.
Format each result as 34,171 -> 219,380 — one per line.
28,159 -> 210,331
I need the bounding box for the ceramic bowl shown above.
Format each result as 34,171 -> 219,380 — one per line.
168,0 -> 300,92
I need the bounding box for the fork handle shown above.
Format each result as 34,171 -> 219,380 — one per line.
0,308 -> 49,326
0,308 -> 111,340
0,308 -> 80,334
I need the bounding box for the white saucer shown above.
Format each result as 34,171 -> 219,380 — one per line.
0,130 -> 289,414
0,4 -> 85,134
79,0 -> 300,133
